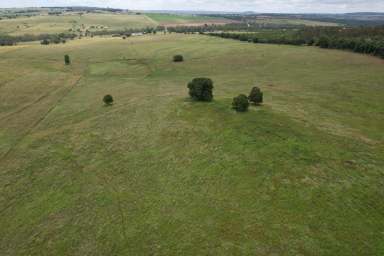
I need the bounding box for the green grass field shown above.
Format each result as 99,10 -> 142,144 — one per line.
0,13 -> 157,35
0,12 -> 337,37
146,13 -> 233,26
0,12 -> 234,36
0,34 -> 383,255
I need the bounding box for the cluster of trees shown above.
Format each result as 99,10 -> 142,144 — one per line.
206,26 -> 384,58
187,77 -> 264,112
0,33 -> 76,46
92,27 -> 159,37
207,32 -> 306,46
298,26 -> 384,58
166,23 -> 303,34
315,36 -> 384,57
233,87 -> 264,112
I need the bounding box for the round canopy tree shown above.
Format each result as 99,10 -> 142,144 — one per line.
103,95 -> 114,106
173,55 -> 184,62
248,86 -> 263,105
232,94 -> 249,112
187,78 -> 214,102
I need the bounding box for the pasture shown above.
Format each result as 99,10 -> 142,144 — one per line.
0,34 -> 383,255
0,13 -> 157,35
145,13 -> 234,26
0,12 -> 234,36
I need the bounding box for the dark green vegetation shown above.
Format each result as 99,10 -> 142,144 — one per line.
0,32 -> 383,255
188,77 -> 214,102
173,54 -> 184,62
103,94 -> 114,105
232,94 -> 250,112
207,26 -> 384,59
64,54 -> 70,65
249,86 -> 264,105
1,33 -> 76,46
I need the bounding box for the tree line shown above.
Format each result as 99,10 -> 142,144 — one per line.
0,33 -> 77,46
206,26 -> 384,59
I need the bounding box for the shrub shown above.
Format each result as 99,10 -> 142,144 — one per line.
248,87 -> 263,105
232,94 -> 249,112
64,55 -> 71,65
187,78 -> 214,102
103,95 -> 114,105
173,55 -> 184,62
41,39 -> 50,45
52,38 -> 61,44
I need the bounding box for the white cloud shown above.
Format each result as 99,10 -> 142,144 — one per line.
1,0 -> 384,13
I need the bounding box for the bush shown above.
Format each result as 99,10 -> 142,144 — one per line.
187,78 -> 213,102
232,94 -> 249,112
52,38 -> 61,44
248,87 -> 263,105
64,55 -> 71,65
173,55 -> 184,62
103,95 -> 114,105
41,39 -> 50,45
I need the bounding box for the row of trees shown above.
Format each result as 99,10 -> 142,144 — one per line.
208,32 -> 306,45
0,25 -> 162,46
207,29 -> 384,58
166,23 -> 305,34
0,33 -> 76,46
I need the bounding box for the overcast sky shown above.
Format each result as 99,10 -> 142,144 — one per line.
1,0 -> 383,13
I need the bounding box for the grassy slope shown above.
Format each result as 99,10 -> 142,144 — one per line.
0,13 -> 157,35
0,34 -> 383,255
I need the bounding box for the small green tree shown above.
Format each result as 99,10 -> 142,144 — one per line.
64,55 -> 71,65
103,95 -> 114,106
41,39 -> 50,45
187,78 -> 213,102
232,94 -> 249,112
173,55 -> 184,62
248,87 -> 263,105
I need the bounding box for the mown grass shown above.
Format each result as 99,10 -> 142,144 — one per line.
0,34 -> 383,255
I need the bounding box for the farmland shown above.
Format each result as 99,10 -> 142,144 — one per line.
0,33 -> 383,255
0,12 -> 233,36
146,13 -> 234,26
